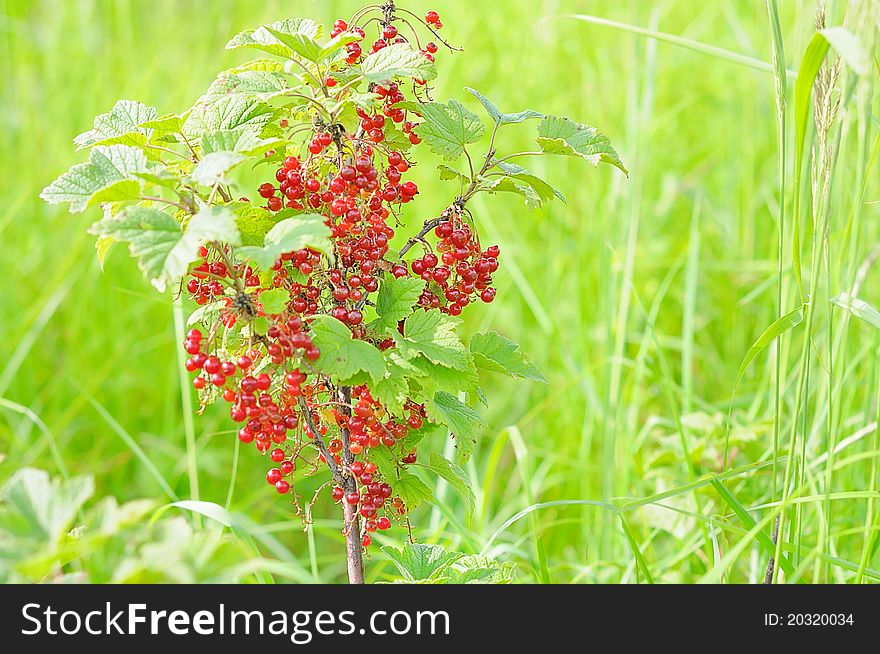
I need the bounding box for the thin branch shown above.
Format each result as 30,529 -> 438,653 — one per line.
296,396 -> 345,485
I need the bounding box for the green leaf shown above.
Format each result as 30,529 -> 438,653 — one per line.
424,391 -> 486,463
140,113 -> 183,135
264,20 -> 323,61
309,315 -> 385,383
425,453 -> 475,520
74,100 -> 158,150
492,160 -> 566,204
395,309 -> 470,370
234,204 -> 284,246
191,151 -> 245,186
393,473 -> 433,510
367,445 -> 400,483
236,214 -> 332,269
205,70 -> 287,98
358,43 -> 437,83
791,32 -> 831,298
41,145 -> 148,212
259,288 -> 289,315
479,174 -> 542,209
536,115 -> 627,175
202,127 -> 284,157
437,165 -> 468,184
733,304 -> 806,390
226,19 -> 318,58
183,95 -> 276,141
465,87 -> 543,125
400,99 -> 485,160
831,294 -> 880,330
0,468 -> 94,544
133,169 -> 181,191
89,205 -> 240,292
374,276 -> 426,332
469,331 -> 547,382
409,355 -> 479,397
381,543 -> 462,581
370,353 -> 418,416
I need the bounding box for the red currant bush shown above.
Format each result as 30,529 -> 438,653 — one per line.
41,3 -> 624,584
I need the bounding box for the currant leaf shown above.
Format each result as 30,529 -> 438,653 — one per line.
425,452 -> 475,520
374,276 -> 426,333
400,99 -> 484,160
226,18 -> 319,58
536,115 -> 628,175
424,391 -> 486,463
469,331 -> 547,382
41,145 -> 148,213
88,205 -> 240,292
359,43 -> 438,83
392,473 -> 433,510
394,309 -> 470,370
73,100 -> 158,150
236,214 -> 333,269
309,315 -> 386,383
465,87 -> 543,125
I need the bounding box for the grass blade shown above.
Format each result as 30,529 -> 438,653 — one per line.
563,13 -> 798,78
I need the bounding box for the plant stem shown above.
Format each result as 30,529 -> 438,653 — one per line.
337,384 -> 365,584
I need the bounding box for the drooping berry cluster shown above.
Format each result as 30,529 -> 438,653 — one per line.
181,8 -> 496,549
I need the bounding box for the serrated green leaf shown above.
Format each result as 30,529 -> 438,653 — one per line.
374,276 -> 426,332
424,391 -> 486,463
367,444 -> 400,483
492,159 -> 565,204
370,358 -> 411,416
133,169 -> 181,191
393,473 -> 433,510
252,316 -> 270,336
234,204 -> 284,246
89,205 -> 239,292
536,115 -> 627,174
191,151 -> 245,186
41,145 -> 148,212
140,113 -> 183,134
437,165 -> 468,184
464,87 -> 543,125
236,214 -> 332,269
479,174 -> 542,209
469,331 -> 547,382
183,95 -> 276,141
227,59 -> 286,74
309,315 -> 385,383
394,309 -> 470,370
425,452 -> 475,519
202,127 -> 284,158
226,19 -> 318,58
381,543 -> 462,581
0,468 -> 95,543
400,99 -> 484,160
263,20 -> 324,62
259,288 -> 289,315
409,355 -> 479,396
74,100 -> 158,150
359,43 -> 437,83
205,70 -> 287,98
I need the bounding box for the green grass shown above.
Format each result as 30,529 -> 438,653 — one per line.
1,0 -> 878,583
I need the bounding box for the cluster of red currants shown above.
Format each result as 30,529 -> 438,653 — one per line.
181,9 -> 491,547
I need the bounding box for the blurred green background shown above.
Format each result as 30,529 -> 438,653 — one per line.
1,0 -> 878,583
